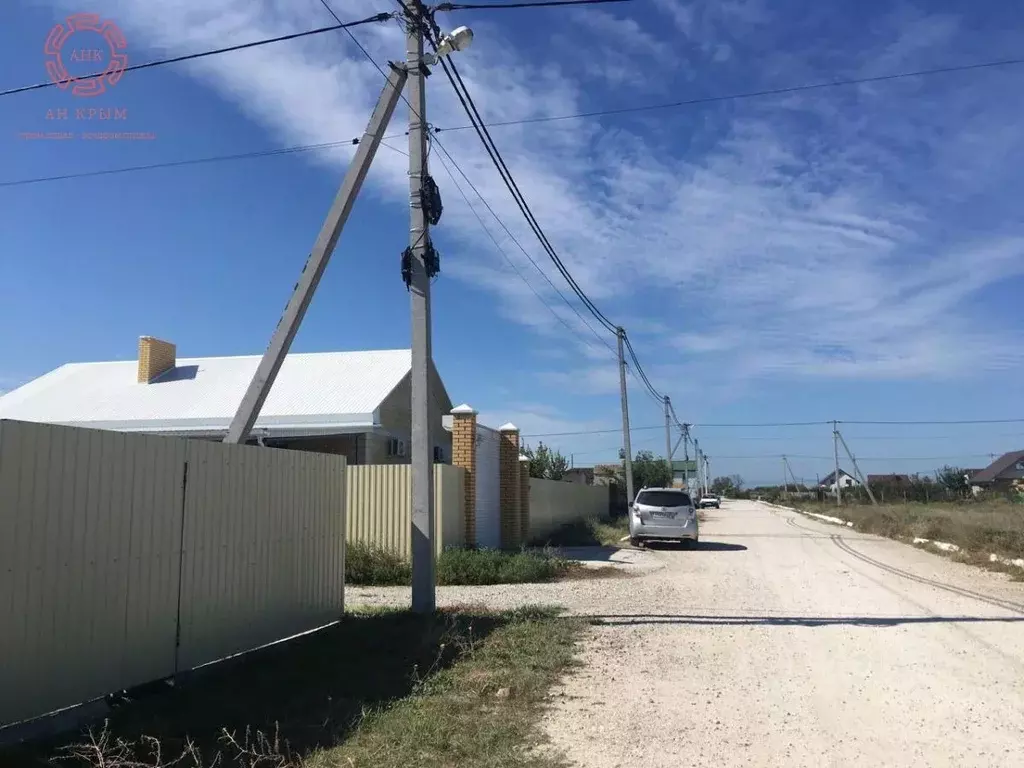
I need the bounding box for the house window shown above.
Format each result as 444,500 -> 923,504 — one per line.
387,438 -> 406,458
434,446 -> 445,463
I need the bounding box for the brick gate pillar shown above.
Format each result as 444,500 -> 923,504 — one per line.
451,404 -> 477,547
499,423 -> 521,549
519,454 -> 531,546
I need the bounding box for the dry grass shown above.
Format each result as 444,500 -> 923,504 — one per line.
796,499 -> 1024,579
3,607 -> 584,768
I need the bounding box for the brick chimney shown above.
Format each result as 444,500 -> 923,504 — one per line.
137,336 -> 176,383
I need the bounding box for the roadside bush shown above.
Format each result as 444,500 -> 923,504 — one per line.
346,542 -> 411,586
437,548 -> 571,586
346,542 -> 573,586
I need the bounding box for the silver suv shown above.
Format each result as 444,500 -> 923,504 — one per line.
629,487 -> 699,548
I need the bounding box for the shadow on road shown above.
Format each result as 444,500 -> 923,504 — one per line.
582,613 -> 1024,628
643,541 -> 748,552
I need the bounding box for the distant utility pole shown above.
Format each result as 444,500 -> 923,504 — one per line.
693,439 -> 701,494
663,396 -> 672,477
832,420 -> 842,506
782,456 -> 789,496
704,455 -> 711,496
616,327 -> 635,503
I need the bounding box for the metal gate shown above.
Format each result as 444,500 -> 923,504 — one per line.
475,425 -> 501,549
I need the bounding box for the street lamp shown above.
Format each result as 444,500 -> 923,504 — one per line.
424,25 -> 474,64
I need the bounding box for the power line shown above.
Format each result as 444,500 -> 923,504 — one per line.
522,424 -> 663,437
8,56 -> 1024,188
0,14 -> 393,98
840,419 -> 1024,426
433,56 -> 1024,132
430,44 -> 618,335
432,45 -> 684,405
710,454 -> 998,461
0,137 -> 407,188
432,141 -> 614,357
437,0 -> 630,9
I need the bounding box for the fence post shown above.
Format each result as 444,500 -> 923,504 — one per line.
499,423 -> 521,549
519,455 -> 531,547
451,404 -> 477,548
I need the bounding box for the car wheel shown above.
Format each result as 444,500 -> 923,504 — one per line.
630,537 -> 643,548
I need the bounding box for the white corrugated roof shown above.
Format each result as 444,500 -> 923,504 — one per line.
0,349 -> 415,436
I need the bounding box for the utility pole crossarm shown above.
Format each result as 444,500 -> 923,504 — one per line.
223,63 -> 408,445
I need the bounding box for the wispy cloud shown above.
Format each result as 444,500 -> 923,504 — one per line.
34,0 -> 1024,395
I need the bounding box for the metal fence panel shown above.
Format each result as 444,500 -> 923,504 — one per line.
528,478 -> 610,542
346,464 -> 465,557
0,420 -> 185,726
475,426 -> 501,548
175,441 -> 346,671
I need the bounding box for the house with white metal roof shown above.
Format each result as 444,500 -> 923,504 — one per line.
0,336 -> 453,465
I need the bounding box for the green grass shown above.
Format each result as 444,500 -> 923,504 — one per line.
4,607 -> 585,768
346,542 -> 576,587
795,500 -> 1024,580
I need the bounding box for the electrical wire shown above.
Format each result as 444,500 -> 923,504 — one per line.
429,43 -> 618,334
432,143 -> 615,357
0,14 -> 393,97
0,137 -> 408,188
437,0 -> 631,9
8,56 -> 1024,188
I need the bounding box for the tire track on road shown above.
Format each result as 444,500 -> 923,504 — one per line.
783,515 -> 1024,614
831,535 -> 1024,615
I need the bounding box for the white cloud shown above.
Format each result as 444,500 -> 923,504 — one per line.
34,0 -> 1024,392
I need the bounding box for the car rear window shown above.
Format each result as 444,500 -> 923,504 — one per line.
636,491 -> 692,507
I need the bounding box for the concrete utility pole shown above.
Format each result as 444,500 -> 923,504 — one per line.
223,64 -> 408,444
406,0 -> 435,614
833,420 -> 842,506
704,455 -> 711,496
782,456 -> 789,496
663,396 -> 673,478
616,327 -> 635,504
693,439 -> 700,494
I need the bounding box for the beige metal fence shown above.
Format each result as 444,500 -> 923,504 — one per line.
527,478 -> 610,542
346,464 -> 465,557
0,419 -> 346,727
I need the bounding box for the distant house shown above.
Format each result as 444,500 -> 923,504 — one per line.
593,463 -> 621,487
970,451 -> 1024,491
866,474 -> 912,486
0,336 -> 453,465
819,469 -> 859,492
562,467 -> 595,485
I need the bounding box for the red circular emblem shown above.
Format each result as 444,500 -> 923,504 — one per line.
44,13 -> 128,97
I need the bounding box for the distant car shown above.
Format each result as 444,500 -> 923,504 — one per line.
629,488 -> 699,548
698,494 -> 721,509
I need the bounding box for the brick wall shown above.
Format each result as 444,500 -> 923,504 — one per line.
499,423 -> 521,549
137,336 -> 176,383
519,455 -> 530,546
451,405 -> 477,546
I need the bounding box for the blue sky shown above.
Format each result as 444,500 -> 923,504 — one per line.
2,0 -> 1023,485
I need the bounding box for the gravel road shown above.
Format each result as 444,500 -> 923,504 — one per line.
348,500 -> 1024,767
543,499 -> 1024,768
